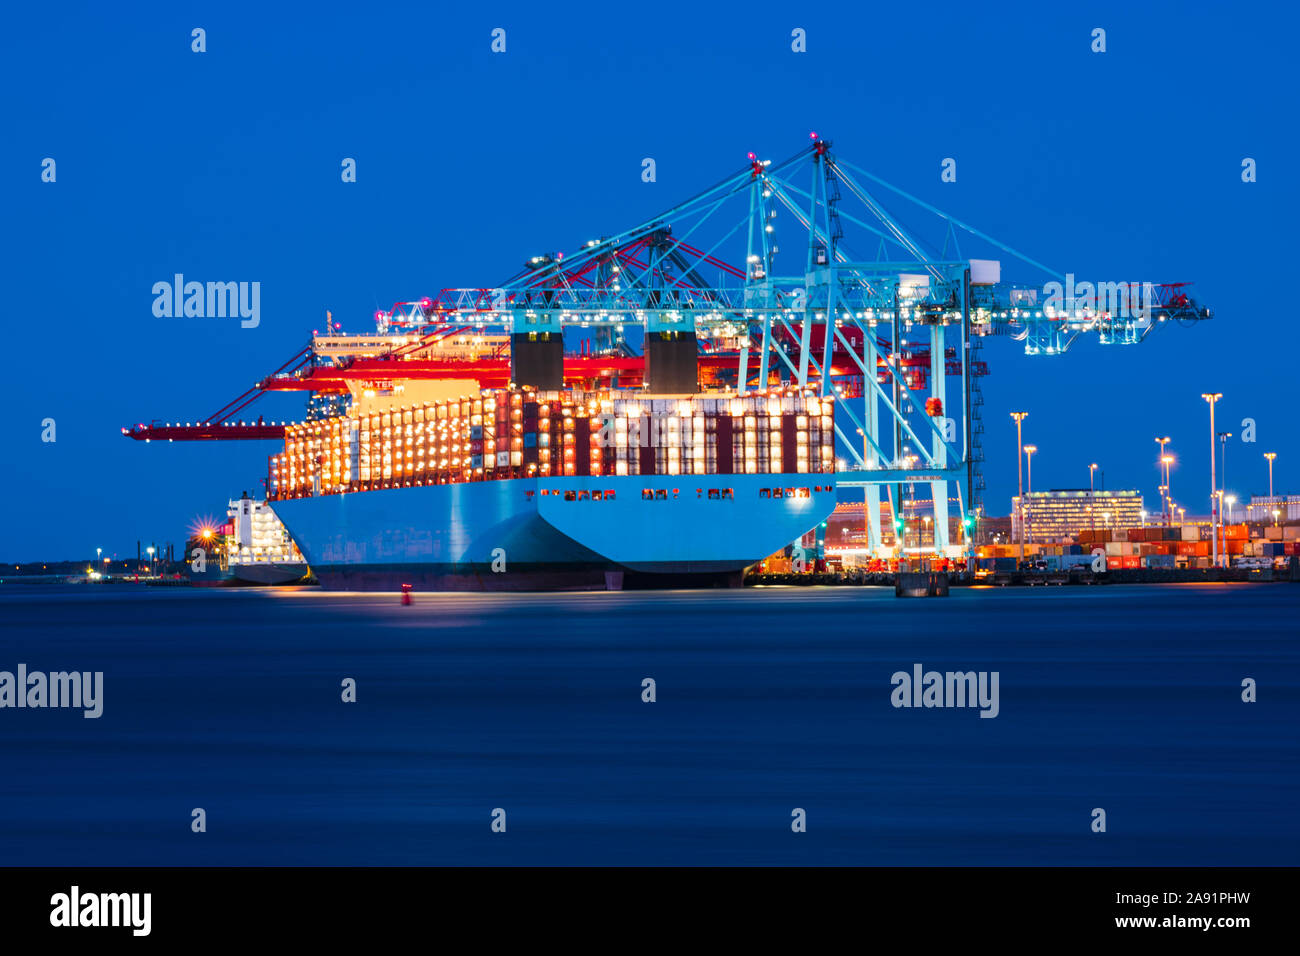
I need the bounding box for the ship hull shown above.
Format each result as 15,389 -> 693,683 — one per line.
229,562 -> 310,586
270,474 -> 836,592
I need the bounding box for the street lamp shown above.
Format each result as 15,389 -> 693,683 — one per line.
1011,412 -> 1028,565
1155,437 -> 1171,524
1216,490 -> 1226,560
1023,445 -> 1037,545
1225,494 -> 1236,524
1273,508 -> 1281,528
146,546 -> 155,576
1161,456 -> 1175,527
1218,431 -> 1232,507
1265,452 -> 1277,498
1202,393 -> 1223,566
1140,509 -> 1147,528
1170,455 -> 1180,528
1089,463 -> 1099,531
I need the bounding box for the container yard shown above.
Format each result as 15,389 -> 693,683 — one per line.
971,522 -> 1300,572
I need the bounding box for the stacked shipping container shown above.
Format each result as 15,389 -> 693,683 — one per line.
269,386 -> 836,500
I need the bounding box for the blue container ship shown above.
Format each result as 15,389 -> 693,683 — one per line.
266,384 -> 838,591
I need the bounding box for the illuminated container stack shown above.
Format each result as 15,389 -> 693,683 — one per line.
269,386 -> 834,499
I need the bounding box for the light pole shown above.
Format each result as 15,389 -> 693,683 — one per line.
1202,393 -> 1223,567
1170,455 -> 1180,522
1265,452 -> 1277,498
1225,494 -> 1236,524
1216,490 -> 1226,561
1023,445 -> 1037,546
1218,430 -> 1232,508
1155,437 -> 1171,524
1011,412 -> 1027,566
1089,463 -> 1099,531
146,546 -> 155,576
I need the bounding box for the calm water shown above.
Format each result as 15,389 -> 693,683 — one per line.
0,582 -> 1296,866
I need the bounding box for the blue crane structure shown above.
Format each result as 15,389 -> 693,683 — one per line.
375,135 -> 1212,556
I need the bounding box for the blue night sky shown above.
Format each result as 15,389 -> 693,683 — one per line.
2,1 -> 1294,559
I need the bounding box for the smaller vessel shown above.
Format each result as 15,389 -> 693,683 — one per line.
226,493 -> 309,584
187,494 -> 308,586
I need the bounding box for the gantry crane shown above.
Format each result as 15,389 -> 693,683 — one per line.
124,136 -> 1212,553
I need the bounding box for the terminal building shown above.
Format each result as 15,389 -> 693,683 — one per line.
1012,489 -> 1145,543
1246,494 -> 1300,523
